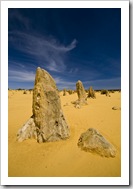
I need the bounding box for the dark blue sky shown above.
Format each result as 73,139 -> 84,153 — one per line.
8,8 -> 121,90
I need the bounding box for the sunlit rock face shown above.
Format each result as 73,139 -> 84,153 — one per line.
78,128 -> 116,158
87,86 -> 96,99
17,67 -> 70,143
71,80 -> 88,108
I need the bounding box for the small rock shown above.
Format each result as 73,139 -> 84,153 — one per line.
75,104 -> 81,109
112,106 -> 121,110
63,103 -> 69,106
78,128 -> 116,158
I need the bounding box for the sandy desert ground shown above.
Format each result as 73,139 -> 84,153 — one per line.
8,90 -> 121,177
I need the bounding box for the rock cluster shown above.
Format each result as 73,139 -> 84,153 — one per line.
78,128 -> 116,157
17,67 -> 70,143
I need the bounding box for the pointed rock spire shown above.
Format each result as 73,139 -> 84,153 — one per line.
17,67 -> 70,143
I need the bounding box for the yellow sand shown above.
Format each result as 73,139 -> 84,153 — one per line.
8,90 -> 121,177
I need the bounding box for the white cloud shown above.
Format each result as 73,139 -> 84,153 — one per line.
8,70 -> 35,82
68,68 -> 78,74
8,67 -> 121,90
9,31 -> 77,73
53,76 -> 76,89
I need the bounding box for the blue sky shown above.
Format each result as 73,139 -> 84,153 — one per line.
8,8 -> 121,90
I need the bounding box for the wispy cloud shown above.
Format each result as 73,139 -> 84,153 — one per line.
54,76 -> 76,89
9,9 -> 31,30
83,77 -> 121,89
8,59 -> 38,71
8,10 -> 121,90
9,31 -> 77,73
8,70 -> 35,82
8,68 -> 76,89
8,67 -> 121,90
53,76 -> 121,90
8,9 -> 78,87
68,68 -> 78,74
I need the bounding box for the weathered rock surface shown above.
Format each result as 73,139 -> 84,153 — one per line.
75,104 -> 81,109
78,128 -> 116,157
88,86 -> 96,99
17,67 -> 70,143
17,116 -> 37,142
63,88 -> 67,96
72,80 -> 87,107
76,80 -> 87,100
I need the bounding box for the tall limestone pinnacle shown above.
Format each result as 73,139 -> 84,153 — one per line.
88,86 -> 96,99
17,67 -> 70,143
76,80 -> 87,100
75,80 -> 88,106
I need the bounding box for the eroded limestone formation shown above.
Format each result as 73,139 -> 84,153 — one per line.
63,88 -> 67,96
88,86 -> 96,99
78,128 -> 116,158
17,67 -> 70,143
76,80 -> 87,100
72,80 -> 87,108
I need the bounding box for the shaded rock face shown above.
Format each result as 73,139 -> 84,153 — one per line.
74,80 -> 87,106
78,128 -> 116,158
17,67 -> 70,143
88,86 -> 96,99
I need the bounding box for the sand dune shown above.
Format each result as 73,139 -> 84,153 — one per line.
8,90 -> 121,177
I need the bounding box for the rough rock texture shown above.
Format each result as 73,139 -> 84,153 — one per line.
75,104 -> 81,109
17,116 -> 37,142
88,86 -> 96,99
72,80 -> 87,107
63,88 -> 67,96
78,128 -> 116,158
17,67 -> 70,143
67,89 -> 73,95
76,80 -> 87,100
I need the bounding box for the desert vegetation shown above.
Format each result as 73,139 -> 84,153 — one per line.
23,90 -> 27,94
101,89 -> 109,96
67,89 -> 73,95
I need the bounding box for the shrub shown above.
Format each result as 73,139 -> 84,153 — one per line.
23,90 -> 27,94
110,90 -> 114,93
101,89 -> 109,96
68,89 -> 73,95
